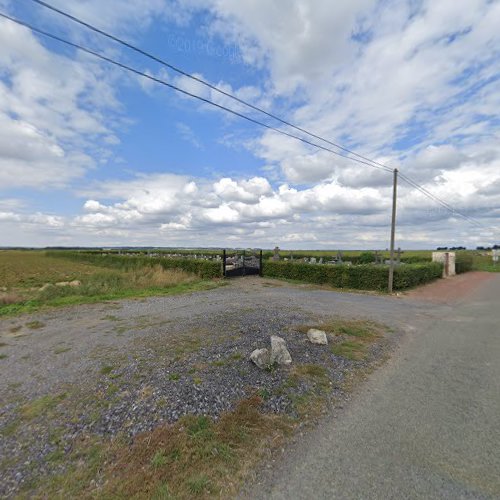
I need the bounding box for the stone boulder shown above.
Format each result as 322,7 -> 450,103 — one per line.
250,348 -> 270,369
307,328 -> 328,345
270,335 -> 292,365
69,280 -> 81,287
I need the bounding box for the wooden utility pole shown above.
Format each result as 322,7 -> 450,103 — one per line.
388,168 -> 398,293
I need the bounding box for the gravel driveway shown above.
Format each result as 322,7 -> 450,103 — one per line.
0,276 -> 477,497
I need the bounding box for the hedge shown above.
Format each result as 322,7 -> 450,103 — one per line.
45,251 -> 223,279
262,261 -> 443,291
455,253 -> 473,274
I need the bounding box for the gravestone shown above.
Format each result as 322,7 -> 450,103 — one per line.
273,246 -> 280,261
310,257 -> 317,264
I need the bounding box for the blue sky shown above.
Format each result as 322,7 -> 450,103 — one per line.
0,0 -> 499,249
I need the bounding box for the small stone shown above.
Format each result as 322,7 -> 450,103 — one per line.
69,280 -> 81,287
250,348 -> 270,369
270,336 -> 292,365
55,281 -> 70,287
307,328 -> 328,345
39,283 -> 53,291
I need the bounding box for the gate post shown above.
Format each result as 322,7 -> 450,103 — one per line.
223,249 -> 226,277
259,249 -> 263,276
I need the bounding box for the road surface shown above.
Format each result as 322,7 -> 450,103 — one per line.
248,273 -> 500,499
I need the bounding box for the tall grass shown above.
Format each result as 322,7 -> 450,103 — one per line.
37,265 -> 196,302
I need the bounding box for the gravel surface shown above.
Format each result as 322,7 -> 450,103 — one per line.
0,277 -> 438,497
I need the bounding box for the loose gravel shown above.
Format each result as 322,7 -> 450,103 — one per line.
0,277 -> 432,497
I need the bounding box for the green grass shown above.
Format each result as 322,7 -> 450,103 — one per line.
0,251 -> 222,318
100,365 -> 115,375
0,353 -> 7,360
168,373 -> 180,381
151,451 -> 168,468
21,393 -> 67,419
187,474 -> 211,495
331,340 -> 367,360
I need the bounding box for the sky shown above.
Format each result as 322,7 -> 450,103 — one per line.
0,0 -> 499,249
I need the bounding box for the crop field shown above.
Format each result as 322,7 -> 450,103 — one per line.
0,251 -> 217,316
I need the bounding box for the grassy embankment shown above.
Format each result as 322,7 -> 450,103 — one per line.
0,251 -> 220,316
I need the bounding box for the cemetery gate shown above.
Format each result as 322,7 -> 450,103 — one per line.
223,249 -> 263,277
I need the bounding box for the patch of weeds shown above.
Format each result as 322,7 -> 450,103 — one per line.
294,364 -> 328,378
168,448 -> 181,462
168,373 -> 180,381
258,388 -> 271,400
156,397 -> 168,408
0,353 -> 7,359
9,325 -> 22,333
46,449 -> 65,464
211,359 -> 227,367
21,354 -> 30,360
21,393 -> 67,419
100,365 -> 115,375
54,346 -> 71,355
231,352 -> 243,361
186,415 -> 212,439
151,450 -> 167,468
0,420 -> 19,437
187,474 -> 211,495
192,377 -> 202,385
188,367 -> 197,374
114,326 -> 127,335
152,482 -> 173,500
26,320 -> 45,330
106,383 -> 119,397
0,342 -> 9,347
331,340 -> 366,360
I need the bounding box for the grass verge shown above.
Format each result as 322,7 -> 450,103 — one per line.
28,396 -> 293,499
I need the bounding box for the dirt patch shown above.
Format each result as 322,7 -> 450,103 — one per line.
403,271 -> 494,303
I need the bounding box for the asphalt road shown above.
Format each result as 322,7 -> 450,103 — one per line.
249,274 -> 500,499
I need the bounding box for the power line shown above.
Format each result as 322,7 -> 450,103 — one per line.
28,0 -> 486,229
0,11 -> 391,174
29,0 -> 393,172
1,10 -> 485,229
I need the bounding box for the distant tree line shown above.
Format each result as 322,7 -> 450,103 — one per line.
436,246 -> 467,251
475,245 -> 500,250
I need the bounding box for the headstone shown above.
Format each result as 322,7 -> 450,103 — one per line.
273,246 -> 280,261
310,257 -> 317,264
319,257 -> 323,264
396,247 -> 403,264
336,251 -> 343,263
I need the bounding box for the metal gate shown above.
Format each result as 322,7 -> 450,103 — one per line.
223,249 -> 262,277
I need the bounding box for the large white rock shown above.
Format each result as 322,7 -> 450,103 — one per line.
270,336 -> 292,365
250,348 -> 270,369
307,328 -> 328,345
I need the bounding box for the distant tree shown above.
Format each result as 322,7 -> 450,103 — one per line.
436,246 -> 448,250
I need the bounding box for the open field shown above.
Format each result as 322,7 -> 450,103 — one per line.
0,251 -> 219,316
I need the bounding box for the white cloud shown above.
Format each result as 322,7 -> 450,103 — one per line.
0,17 -> 122,188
